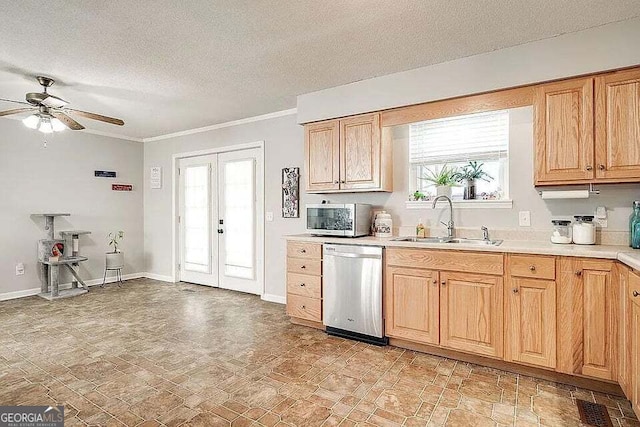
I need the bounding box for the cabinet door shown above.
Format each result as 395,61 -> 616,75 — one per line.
632,302 -> 640,420
506,277 -> 556,369
339,113 -> 381,190
534,77 -> 594,184
595,68 -> 640,181
440,272 -> 503,358
619,266 -> 633,398
385,267 -> 439,345
305,120 -> 340,192
582,264 -> 616,380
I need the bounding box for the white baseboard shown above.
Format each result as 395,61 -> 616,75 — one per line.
0,273 -> 144,302
143,272 -> 176,283
261,293 -> 286,305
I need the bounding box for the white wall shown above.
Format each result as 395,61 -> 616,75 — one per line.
0,119 -> 144,297
143,113 -> 305,299
297,18 -> 640,124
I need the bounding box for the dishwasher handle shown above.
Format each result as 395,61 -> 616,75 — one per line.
324,252 -> 382,260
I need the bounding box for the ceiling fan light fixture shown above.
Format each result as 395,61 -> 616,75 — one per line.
22,114 -> 40,129
38,117 -> 54,134
51,117 -> 66,132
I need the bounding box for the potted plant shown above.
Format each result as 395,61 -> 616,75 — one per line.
106,231 -> 125,269
454,161 -> 493,200
419,164 -> 458,198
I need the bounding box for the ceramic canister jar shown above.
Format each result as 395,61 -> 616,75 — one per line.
374,211 -> 393,238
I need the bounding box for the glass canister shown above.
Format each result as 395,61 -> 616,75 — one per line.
551,220 -> 572,244
629,201 -> 640,249
572,215 -> 596,245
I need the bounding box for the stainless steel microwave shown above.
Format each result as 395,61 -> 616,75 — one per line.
306,204 -> 372,237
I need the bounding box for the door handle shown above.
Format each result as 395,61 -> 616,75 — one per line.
217,229 -> 224,234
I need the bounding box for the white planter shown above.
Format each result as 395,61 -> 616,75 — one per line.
436,185 -> 452,198
106,251 -> 125,269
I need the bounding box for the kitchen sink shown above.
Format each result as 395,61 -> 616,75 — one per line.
392,236 -> 503,246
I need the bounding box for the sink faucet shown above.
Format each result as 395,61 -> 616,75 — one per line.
432,195 -> 454,238
481,226 -> 490,241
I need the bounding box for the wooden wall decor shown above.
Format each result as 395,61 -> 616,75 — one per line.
282,167 -> 300,218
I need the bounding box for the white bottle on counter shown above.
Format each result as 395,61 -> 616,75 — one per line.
572,215 -> 596,245
374,212 -> 393,237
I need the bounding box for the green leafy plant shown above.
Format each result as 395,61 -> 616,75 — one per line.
419,164 -> 459,187
107,231 -> 124,252
454,161 -> 493,183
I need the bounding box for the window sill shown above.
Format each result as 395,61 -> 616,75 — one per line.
405,199 -> 513,209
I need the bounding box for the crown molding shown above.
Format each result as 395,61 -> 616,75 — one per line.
143,108 -> 298,143
81,128 -> 144,142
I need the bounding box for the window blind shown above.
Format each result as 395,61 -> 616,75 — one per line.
409,110 -> 509,165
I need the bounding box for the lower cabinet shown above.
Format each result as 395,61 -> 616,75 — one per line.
440,272 -> 504,358
505,277 -> 557,369
385,267 -> 439,344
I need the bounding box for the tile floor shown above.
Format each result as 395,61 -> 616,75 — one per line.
0,278 -> 638,427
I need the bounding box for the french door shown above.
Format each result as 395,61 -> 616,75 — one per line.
178,148 -> 263,295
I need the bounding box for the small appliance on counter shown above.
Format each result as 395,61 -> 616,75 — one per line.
306,203 -> 371,237
573,215 -> 596,245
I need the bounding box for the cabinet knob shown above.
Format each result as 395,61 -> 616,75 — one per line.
302,305 -> 306,309
299,249 -> 306,253
598,164 -> 606,171
441,281 -> 446,286
300,265 -> 306,269
432,279 -> 437,285
529,265 -> 536,271
300,283 -> 306,287
334,180 -> 339,184
586,165 -> 593,171
633,291 -> 640,297
341,180 -> 346,184
575,270 -> 582,276
513,288 -> 519,294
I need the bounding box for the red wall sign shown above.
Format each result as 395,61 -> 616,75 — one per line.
112,184 -> 133,191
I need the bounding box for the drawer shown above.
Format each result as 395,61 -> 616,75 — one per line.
287,273 -> 322,299
386,248 -> 503,275
630,270 -> 640,308
509,255 -> 556,280
287,294 -> 322,322
287,257 -> 322,276
287,241 -> 322,260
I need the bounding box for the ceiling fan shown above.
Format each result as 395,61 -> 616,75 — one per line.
0,76 -> 124,133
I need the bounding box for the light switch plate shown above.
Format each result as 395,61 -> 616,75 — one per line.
519,211 -> 531,227
266,212 -> 274,222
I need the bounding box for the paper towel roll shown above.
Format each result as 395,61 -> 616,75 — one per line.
540,190 -> 590,200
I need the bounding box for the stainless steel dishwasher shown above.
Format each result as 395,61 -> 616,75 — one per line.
323,244 -> 387,345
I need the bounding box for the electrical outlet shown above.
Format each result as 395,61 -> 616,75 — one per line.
519,211 -> 531,227
15,263 -> 24,276
265,212 -> 274,222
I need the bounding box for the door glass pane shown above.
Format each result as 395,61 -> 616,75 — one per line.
184,165 -> 210,273
223,159 -> 255,279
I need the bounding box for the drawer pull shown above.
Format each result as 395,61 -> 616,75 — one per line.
513,288 -> 519,294
529,265 -> 536,271
634,291 -> 640,297
300,265 -> 306,269
300,283 -> 306,287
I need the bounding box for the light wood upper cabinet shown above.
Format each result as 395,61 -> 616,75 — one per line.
440,272 -> 503,359
305,120 -> 340,192
595,68 -> 640,181
385,266 -> 439,344
304,113 -> 392,193
557,258 -> 617,380
534,77 -> 594,185
505,276 -> 557,369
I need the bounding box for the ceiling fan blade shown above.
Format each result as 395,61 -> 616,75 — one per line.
67,109 -> 124,126
0,107 -> 36,117
51,111 -> 85,130
0,97 -> 31,106
40,94 -> 68,108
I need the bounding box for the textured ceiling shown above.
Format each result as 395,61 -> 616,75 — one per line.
0,1 -> 639,140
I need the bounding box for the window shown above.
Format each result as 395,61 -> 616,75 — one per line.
409,110 -> 510,200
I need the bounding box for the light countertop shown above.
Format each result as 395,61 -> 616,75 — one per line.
285,234 -> 640,269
